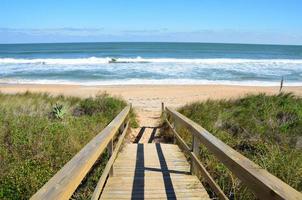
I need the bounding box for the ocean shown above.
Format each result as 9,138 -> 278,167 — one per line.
0,42 -> 301,86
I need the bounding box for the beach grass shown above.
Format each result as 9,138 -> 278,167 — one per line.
177,93 -> 302,199
0,92 -> 136,200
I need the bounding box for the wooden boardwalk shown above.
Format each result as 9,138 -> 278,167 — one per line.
32,105 -> 302,200
100,143 -> 210,199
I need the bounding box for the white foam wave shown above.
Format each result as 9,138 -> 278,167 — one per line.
1,57 -> 302,65
1,78 -> 302,86
0,57 -> 110,65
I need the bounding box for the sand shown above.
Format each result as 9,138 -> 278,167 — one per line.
1,84 -> 302,141
1,84 -> 301,110
1,84 -> 301,142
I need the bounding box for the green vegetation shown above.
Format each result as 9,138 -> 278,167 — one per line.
177,93 -> 302,199
51,103 -> 67,119
0,92 -> 135,199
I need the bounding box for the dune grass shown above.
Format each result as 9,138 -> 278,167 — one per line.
0,92 -> 136,200
177,93 -> 302,199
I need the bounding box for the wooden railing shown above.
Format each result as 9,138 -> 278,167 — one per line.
163,105 -> 302,200
31,105 -> 131,200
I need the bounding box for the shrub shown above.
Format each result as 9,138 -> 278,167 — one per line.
51,104 -> 66,119
77,93 -> 126,118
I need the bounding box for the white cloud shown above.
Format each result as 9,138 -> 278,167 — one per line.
0,27 -> 301,45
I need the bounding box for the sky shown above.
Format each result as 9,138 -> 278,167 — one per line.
0,0 -> 302,45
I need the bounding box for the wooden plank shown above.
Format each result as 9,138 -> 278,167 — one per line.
100,144 -> 210,199
107,139 -> 114,176
166,107 -> 302,200
104,179 -> 200,188
31,106 -> 131,200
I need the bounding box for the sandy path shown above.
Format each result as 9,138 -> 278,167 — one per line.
134,110 -> 161,143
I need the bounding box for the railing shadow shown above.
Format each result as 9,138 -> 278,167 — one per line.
134,126 -> 160,143
156,143 -> 176,199
131,143 -> 179,200
148,127 -> 157,143
134,127 -> 146,143
131,143 -> 145,199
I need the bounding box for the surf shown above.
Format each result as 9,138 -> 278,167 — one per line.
1,57 -> 302,65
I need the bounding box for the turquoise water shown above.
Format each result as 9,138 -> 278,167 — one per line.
0,42 -> 301,85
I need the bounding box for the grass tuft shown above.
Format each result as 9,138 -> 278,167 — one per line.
51,103 -> 67,119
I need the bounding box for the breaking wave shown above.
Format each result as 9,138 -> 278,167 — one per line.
1,57 -> 302,65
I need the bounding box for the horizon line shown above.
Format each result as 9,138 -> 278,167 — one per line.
1,41 -> 302,46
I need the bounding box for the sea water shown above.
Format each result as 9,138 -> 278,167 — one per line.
0,42 -> 301,85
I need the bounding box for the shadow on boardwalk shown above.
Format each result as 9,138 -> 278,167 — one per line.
134,126 -> 160,143
131,143 -> 190,200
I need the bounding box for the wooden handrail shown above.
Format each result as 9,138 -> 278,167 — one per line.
165,106 -> 302,200
31,105 -> 131,200
91,121 -> 129,200
165,119 -> 228,200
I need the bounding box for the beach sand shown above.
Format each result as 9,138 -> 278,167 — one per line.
1,84 -> 302,107
1,84 -> 301,122
1,84 -> 301,142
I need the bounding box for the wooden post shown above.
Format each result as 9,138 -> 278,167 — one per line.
107,139 -> 113,176
119,122 -> 126,135
172,124 -> 177,145
190,136 -> 195,174
170,120 -> 177,144
190,135 -> 200,176
161,102 -> 165,119
279,76 -> 284,93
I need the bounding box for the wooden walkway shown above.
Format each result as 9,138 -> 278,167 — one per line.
31,105 -> 302,200
100,143 -> 210,199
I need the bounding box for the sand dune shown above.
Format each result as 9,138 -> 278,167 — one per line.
1,84 -> 301,127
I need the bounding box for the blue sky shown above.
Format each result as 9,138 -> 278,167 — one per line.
1,0 -> 302,44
